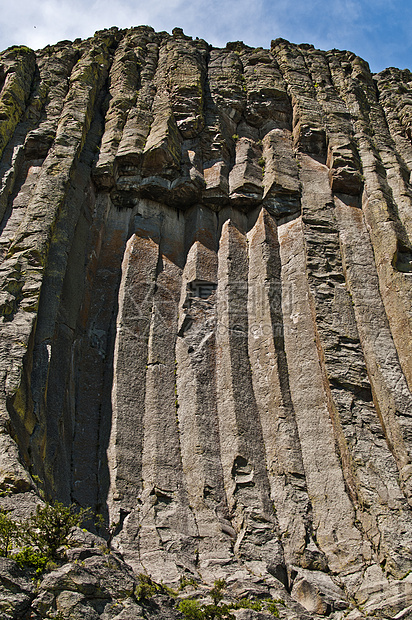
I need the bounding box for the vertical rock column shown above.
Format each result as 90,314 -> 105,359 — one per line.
72,203 -> 132,510
272,40 -> 325,156
115,29 -> 159,172
134,252 -> 198,582
278,215 -> 367,576
108,233 -> 159,519
336,202 -> 412,520
216,219 -> 282,577
328,51 -> 412,391
201,48 -> 245,207
375,67 -> 412,181
247,208 -> 310,567
176,239 -> 233,583
298,152 -> 412,581
0,46 -> 35,163
0,33 -> 115,493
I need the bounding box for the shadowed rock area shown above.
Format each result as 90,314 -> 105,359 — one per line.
1,25 -> 412,618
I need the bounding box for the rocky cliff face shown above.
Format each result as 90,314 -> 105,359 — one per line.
1,25 -> 412,618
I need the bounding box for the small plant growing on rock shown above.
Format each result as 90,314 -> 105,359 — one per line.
135,573 -> 158,601
0,501 -> 92,575
232,598 -> 263,611
178,599 -> 204,620
22,502 -> 90,562
0,481 -> 15,498
179,575 -> 198,590
266,600 -> 281,617
0,509 -> 18,557
177,578 -> 284,620
12,545 -> 51,574
135,573 -> 177,602
178,600 -> 235,620
210,578 -> 226,604
258,156 -> 266,175
178,579 -> 235,620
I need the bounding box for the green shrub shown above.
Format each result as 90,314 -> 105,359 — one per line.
0,500 -> 92,575
135,573 -> 158,601
0,510 -> 18,557
179,601 -> 235,620
0,482 -> 14,498
12,546 -> 50,574
179,580 -> 235,620
178,599 -> 204,620
210,578 -> 226,605
178,585 -> 284,620
266,600 -> 280,617
135,573 -> 177,601
203,604 -> 235,620
22,501 -> 91,562
232,598 -> 263,611
179,575 -> 198,590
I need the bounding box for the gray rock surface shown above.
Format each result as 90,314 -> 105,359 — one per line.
1,27 -> 412,618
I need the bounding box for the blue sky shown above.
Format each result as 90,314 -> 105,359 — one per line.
1,0 -> 411,73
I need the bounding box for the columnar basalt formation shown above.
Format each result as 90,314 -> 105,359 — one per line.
1,26 -> 412,618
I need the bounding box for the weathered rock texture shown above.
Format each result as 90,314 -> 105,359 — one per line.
1,26 -> 412,618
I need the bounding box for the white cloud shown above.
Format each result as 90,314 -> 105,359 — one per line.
0,0 -> 411,71
1,0 -> 265,50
